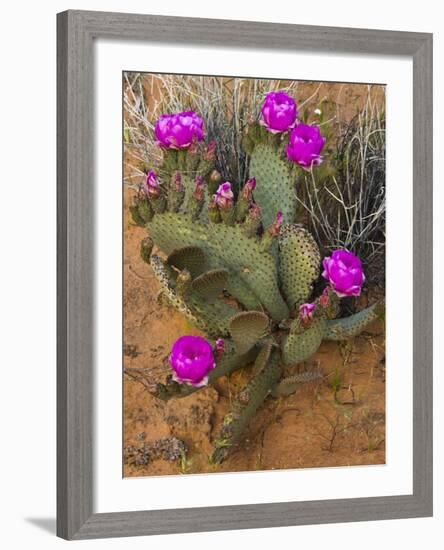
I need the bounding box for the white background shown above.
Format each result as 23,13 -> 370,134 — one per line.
0,0 -> 442,548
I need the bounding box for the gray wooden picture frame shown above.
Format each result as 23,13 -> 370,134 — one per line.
57,9 -> 433,540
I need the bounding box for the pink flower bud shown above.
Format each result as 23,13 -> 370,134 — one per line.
215,338 -> 225,358
204,140 -> 217,161
241,177 -> 256,201
299,303 -> 317,323
319,287 -> 331,307
188,141 -> 199,155
215,182 -> 234,209
269,211 -> 283,237
174,171 -> 183,192
193,175 -> 206,201
249,202 -> 262,219
143,170 -> 161,198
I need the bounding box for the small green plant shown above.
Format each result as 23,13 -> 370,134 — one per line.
178,450 -> 193,474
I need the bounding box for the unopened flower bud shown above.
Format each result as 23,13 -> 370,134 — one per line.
204,140 -> 217,161
319,287 -> 331,307
241,177 -> 256,201
249,202 -> 262,220
173,171 -> 183,192
143,170 -> 161,198
215,182 -> 234,209
215,338 -> 225,358
193,175 -> 206,201
269,211 -> 283,237
299,303 -> 316,323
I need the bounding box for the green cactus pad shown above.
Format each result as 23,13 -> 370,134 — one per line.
224,277 -> 262,310
271,367 -> 323,397
167,245 -> 207,279
323,303 -> 381,341
249,143 -> 297,228
175,269 -> 193,297
229,311 -> 269,355
148,212 -> 289,321
211,348 -> 281,463
150,254 -> 237,336
251,339 -> 273,376
191,268 -> 229,300
282,319 -> 326,365
278,224 -> 321,310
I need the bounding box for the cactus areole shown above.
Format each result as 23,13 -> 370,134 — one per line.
131,94 -> 383,463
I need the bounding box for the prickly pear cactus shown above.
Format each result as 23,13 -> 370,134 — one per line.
130,94 -> 383,464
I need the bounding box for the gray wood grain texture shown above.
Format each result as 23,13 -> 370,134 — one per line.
57,9 -> 433,540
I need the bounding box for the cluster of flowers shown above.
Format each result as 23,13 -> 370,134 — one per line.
145,91 -> 327,212
260,91 -> 326,167
153,91 -> 326,168
145,91 -> 365,388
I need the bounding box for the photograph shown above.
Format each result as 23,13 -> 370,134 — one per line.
122,73 -> 386,477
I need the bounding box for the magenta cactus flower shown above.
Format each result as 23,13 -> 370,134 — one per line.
214,182 -> 234,209
322,249 -> 365,298
299,302 -> 316,322
155,111 -> 205,149
260,91 -> 298,133
169,335 -> 216,387
286,123 -> 326,168
143,170 -> 161,197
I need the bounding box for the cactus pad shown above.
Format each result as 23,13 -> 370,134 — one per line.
167,246 -> 207,279
212,348 -> 282,464
148,212 -> 289,321
272,367 -> 323,397
323,303 -> 381,341
279,224 -> 321,310
229,311 -> 269,355
251,339 -> 274,376
150,254 -> 237,336
282,319 -> 326,365
192,268 -> 229,300
249,143 -> 297,228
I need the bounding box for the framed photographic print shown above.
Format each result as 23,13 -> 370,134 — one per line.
57,10 -> 433,540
